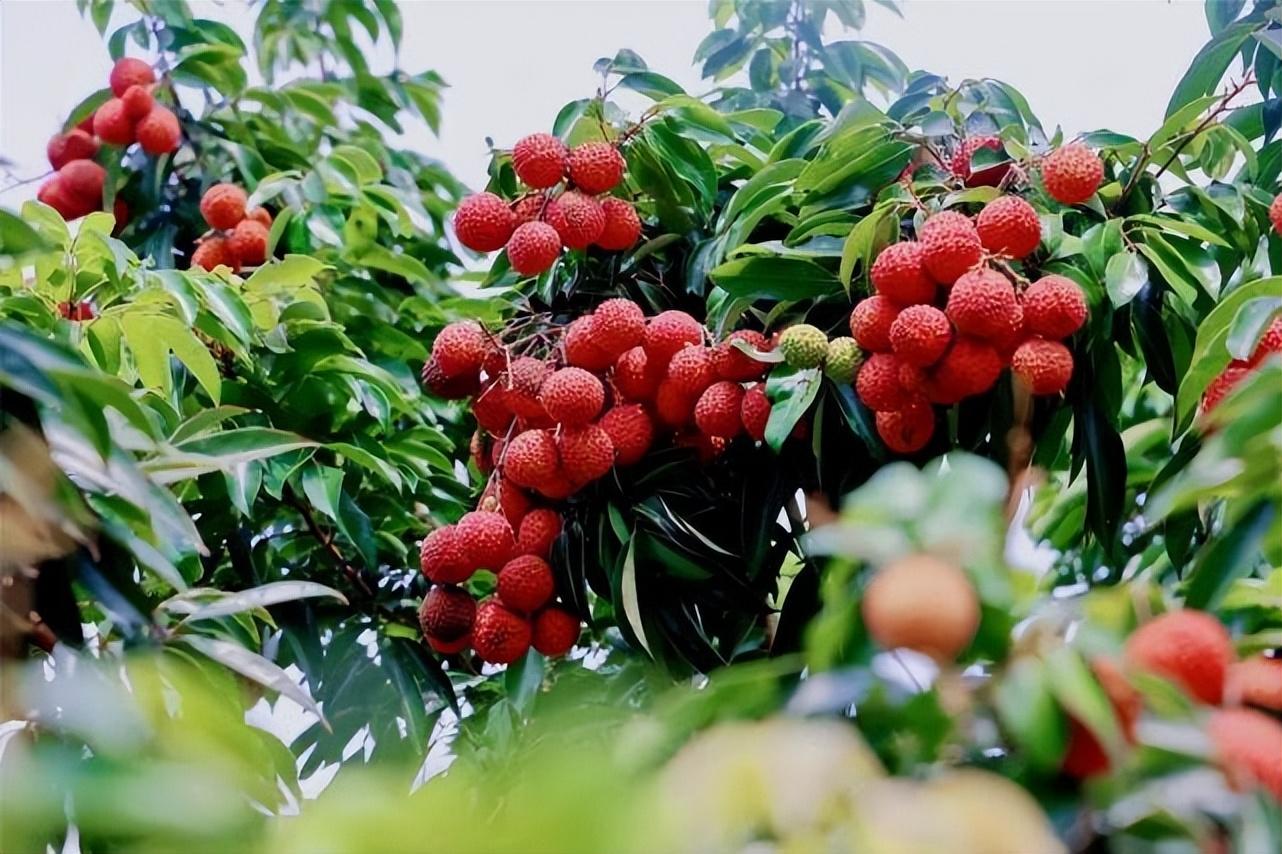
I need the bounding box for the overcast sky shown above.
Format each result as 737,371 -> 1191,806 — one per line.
1,1 -> 1211,206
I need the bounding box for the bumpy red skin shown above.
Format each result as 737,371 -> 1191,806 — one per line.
553,191 -> 605,249
59,160 -> 106,205
856,353 -> 910,412
200,183 -> 248,230
109,57 -> 155,97
480,478 -> 530,527
121,85 -> 154,121
503,429 -> 560,488
513,194 -> 565,229
540,367 -> 605,426
613,346 -> 663,401
1023,274 -> 1088,339
419,584 -> 476,641
1208,708 -> 1282,801
567,142 -> 625,194
247,207 -> 272,228
472,601 -> 533,665
190,237 -> 240,272
512,133 -> 567,189
454,192 -> 516,252
889,305 -> 951,367
1011,338 -> 1074,396
950,135 -> 1009,187
228,220 -> 269,266
456,511 -> 516,572
1042,143 -> 1104,205
1125,610 -> 1235,705
712,330 -> 771,381
694,381 -> 745,438
93,98 -> 135,146
563,315 -> 614,372
591,298 -> 646,358
420,525 -> 471,584
1061,657 -> 1142,779
875,402 -> 934,454
532,607 -> 580,657
422,357 -> 480,399
1249,316 -> 1282,365
666,346 -> 716,396
557,424 -> 615,484
655,380 -> 696,428
644,310 -> 704,364
1226,656 -> 1282,711
599,404 -> 654,466
507,221 -> 562,275
47,130 -> 99,170
740,383 -> 771,441
870,241 -> 936,305
534,470 -> 577,501
849,295 -> 900,353
516,508 -> 563,558
919,211 -> 983,284
432,320 -> 488,379
497,555 -> 556,613
426,634 -> 470,654
976,196 -> 1041,258
472,388 -> 514,435
1200,361 -> 1251,414
928,337 -> 1003,403
136,105 -> 181,155
596,198 -> 642,250
1270,195 -> 1282,236
946,267 -> 1021,341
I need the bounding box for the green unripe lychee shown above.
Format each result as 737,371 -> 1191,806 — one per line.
823,337 -> 863,383
778,324 -> 828,369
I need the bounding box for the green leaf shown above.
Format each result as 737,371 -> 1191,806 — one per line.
0,210 -> 52,260
709,257 -> 841,301
839,203 -> 900,292
165,581 -> 347,623
1165,22 -> 1256,118
1045,647 -> 1123,761
620,537 -> 651,656
1184,501 -> 1276,609
180,635 -> 327,726
995,657 -> 1068,772
764,366 -> 821,451
1104,250 -> 1149,307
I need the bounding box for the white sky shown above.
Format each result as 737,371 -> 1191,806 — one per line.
2,0 -> 1210,206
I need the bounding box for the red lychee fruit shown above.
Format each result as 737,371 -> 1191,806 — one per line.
427,634 -> 469,655
655,380 -> 696,428
190,236 -> 239,272
121,85 -> 154,121
480,478 -> 530,528
431,320 -> 488,379
712,330 -> 771,381
503,429 -> 560,489
1022,274 -> 1088,339
507,221 -> 562,276
1042,143 -> 1104,206
46,129 -> 99,170
599,404 -> 654,466
422,357 -> 480,399
1271,195 -> 1282,236
420,525 -> 471,584
856,353 -> 910,412
419,584 -> 476,642
497,555 -> 556,613
540,367 -> 605,425
516,508 -> 563,558
1226,656 -> 1282,711
454,192 -> 515,252
534,471 -> 577,501
929,337 -> 1003,403
644,310 -> 704,364
135,105 -> 181,155
666,345 -> 716,396
553,191 -> 605,249
200,183 -> 248,230
919,211 -> 983,284
1201,360 -> 1251,414
109,57 -> 155,97
532,607 -> 580,657
93,98 -> 135,146
1010,338 -> 1074,396
472,600 -> 532,665
596,197 -> 642,250
246,207 -> 272,228
1061,657 -> 1142,779
870,241 -> 935,306
694,381 -> 745,439
557,424 -> 615,484
456,510 -> 516,571
976,195 -> 1041,258
1248,316 -> 1282,365
513,193 -> 563,228
613,345 -> 663,401
567,141 -> 625,194
1125,610 -> 1234,705
945,267 -> 1021,341
740,383 -> 771,442
889,304 -> 951,367
59,160 -> 106,205
862,554 -> 978,661
228,219 -> 269,267
875,401 -> 935,454
1207,707 -> 1282,801
499,356 -> 551,420
591,297 -> 646,358
849,295 -> 900,353
950,135 -> 1009,187
471,431 -> 492,474
472,388 -> 513,435
512,132 -> 567,189
675,430 -> 727,462
558,316 -> 611,372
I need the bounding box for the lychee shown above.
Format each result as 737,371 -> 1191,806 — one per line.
1201,361 -> 1251,413
563,315 -> 615,372
1042,143 -> 1104,205
862,554 -> 979,661
472,600 -> 532,665
666,345 -> 716,395
950,135 -> 1009,187
92,98 -> 135,146
419,584 -> 476,642
875,401 -> 935,454
870,241 -> 935,305
228,219 -> 269,267
929,337 -> 1003,402
553,191 -> 605,249
712,330 -> 771,381
1022,274 -> 1088,339
480,478 -> 530,528
889,305 -> 951,367
919,211 -> 983,284
778,324 -> 828,369
596,197 -> 642,250
1207,707 -> 1282,801
472,387 -> 513,434
644,310 -> 704,364
135,105 -> 181,155
655,380 -> 695,428
1271,195 -> 1282,236
1248,316 -> 1282,365
200,183 -> 248,230
121,85 -> 154,121
506,221 -> 562,276
1125,609 -> 1234,705
856,353 -> 910,412
420,525 -> 471,584
497,555 -> 555,613
422,356 -> 480,399
557,424 -> 615,484
1010,338 -> 1074,396
976,195 -> 1041,258
567,141 -> 625,194
823,337 -> 862,383
599,404 -> 654,466
513,193 -> 564,228
455,510 -> 515,571
540,367 -> 605,425
247,207 -> 272,228
190,236 -> 239,272
532,607 -> 580,657
512,132 -> 567,189
431,320 -> 488,379
426,634 -> 469,655
109,57 -> 155,97
516,508 -> 563,558
59,160 -> 106,205
1061,657 -> 1142,779
694,381 -> 745,438
591,298 -> 645,358
945,267 -> 1021,341
849,295 -> 900,353
1226,656 -> 1282,711
503,429 -> 560,488
454,192 -> 515,252
740,383 -> 771,442
534,471 -> 577,501
46,129 -> 99,170
613,345 -> 663,401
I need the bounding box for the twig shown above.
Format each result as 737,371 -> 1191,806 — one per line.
284,489 -> 374,597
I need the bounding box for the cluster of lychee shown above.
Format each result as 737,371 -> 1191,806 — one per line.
189,183 -> 273,272
1201,315 -> 1282,414
38,58 -> 181,226
950,133 -> 1107,209
416,300 -> 787,663
847,193 -> 1088,454
453,134 -> 642,276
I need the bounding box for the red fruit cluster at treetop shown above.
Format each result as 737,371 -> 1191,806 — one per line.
189,183 -> 274,272
949,135 -> 1010,187
1200,315 -> 1281,415
453,134 -> 640,275
1041,143 -> 1105,205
